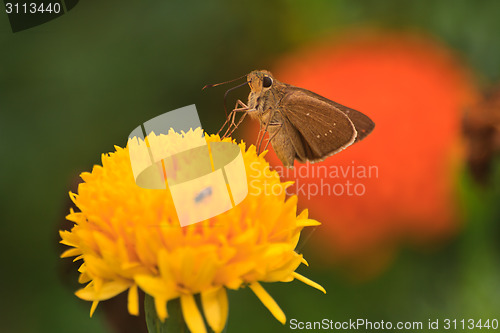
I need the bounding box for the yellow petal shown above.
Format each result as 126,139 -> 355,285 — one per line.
263,254 -> 302,282
249,282 -> 286,324
73,255 -> 84,262
76,280 -> 130,301
155,296 -> 168,321
59,232 -> 77,247
69,190 -> 79,203
93,277 -> 103,293
292,272 -> 326,294
301,257 -> 309,266
181,294 -> 207,333
135,275 -> 177,300
128,284 -> 139,316
296,219 -> 321,227
297,208 -> 309,219
78,272 -> 91,284
201,288 -> 228,333
77,262 -> 86,274
89,300 -> 99,317
60,248 -> 81,258
84,255 -> 116,279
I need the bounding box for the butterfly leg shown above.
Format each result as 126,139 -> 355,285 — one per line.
257,110 -> 273,154
221,109 -> 239,138
257,108 -> 281,154
263,122 -> 283,152
255,121 -> 265,153
223,101 -> 257,138
218,100 -> 253,138
224,100 -> 248,137
217,100 -> 246,136
225,112 -> 248,138
265,120 -> 296,167
224,100 -> 249,137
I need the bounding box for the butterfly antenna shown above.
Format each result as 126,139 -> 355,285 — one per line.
202,74 -> 247,90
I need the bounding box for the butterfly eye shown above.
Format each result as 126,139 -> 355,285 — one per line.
262,76 -> 273,88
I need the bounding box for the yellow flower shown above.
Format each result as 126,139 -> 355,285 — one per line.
60,132 -> 325,333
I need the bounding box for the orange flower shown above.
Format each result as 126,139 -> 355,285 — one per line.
245,31 -> 478,276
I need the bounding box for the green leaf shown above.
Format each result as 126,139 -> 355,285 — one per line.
144,295 -> 189,333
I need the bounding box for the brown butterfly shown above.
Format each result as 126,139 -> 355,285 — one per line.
210,70 -> 375,168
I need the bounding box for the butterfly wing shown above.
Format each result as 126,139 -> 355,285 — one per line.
327,99 -> 375,142
278,88 -> 359,162
267,116 -> 298,167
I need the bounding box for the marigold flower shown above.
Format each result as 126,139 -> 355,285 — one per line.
59,131 -> 324,333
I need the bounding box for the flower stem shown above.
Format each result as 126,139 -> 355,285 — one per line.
144,295 -> 189,333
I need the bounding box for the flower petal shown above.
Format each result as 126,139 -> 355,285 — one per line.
249,282 -> 286,324
128,284 -> 139,316
292,272 -> 326,294
296,219 -> 321,227
201,287 -> 228,333
301,257 -> 309,266
61,248 -> 81,258
78,272 -> 91,284
73,255 -> 84,262
135,275 -> 177,300
89,301 -> 99,317
297,209 -> 309,219
155,296 -> 168,321
75,280 -> 130,301
181,294 -> 207,333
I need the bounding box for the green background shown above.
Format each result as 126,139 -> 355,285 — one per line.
1,1 -> 500,332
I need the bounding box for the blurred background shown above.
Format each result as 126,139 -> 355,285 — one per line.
1,0 -> 500,332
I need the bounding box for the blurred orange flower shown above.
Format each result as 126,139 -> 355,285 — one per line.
245,31 -> 478,277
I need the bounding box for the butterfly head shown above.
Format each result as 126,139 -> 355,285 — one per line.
247,70 -> 275,93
